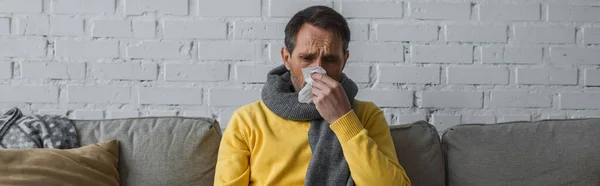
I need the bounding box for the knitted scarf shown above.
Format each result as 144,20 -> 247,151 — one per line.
261,65 -> 358,186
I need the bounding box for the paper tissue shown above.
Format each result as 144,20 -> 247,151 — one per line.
298,67 -> 326,103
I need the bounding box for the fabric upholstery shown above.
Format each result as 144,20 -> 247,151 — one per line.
74,117 -> 222,186
390,121 -> 445,186
0,140 -> 119,186
442,118 -> 600,186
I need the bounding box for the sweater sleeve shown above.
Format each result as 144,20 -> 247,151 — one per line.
329,104 -> 411,186
214,110 -> 251,186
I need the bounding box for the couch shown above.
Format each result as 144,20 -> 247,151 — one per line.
73,116 -> 600,186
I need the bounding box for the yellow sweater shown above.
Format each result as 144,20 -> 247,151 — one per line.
214,100 -> 411,186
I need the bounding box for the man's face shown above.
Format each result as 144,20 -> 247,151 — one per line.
281,23 -> 349,92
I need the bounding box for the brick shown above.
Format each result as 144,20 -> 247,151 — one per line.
15,17 -> 49,35
376,24 -> 439,42
482,46 -> 542,64
165,63 -> 229,82
383,110 -> 393,124
209,89 -> 260,107
92,20 -> 132,37
125,0 -> 188,15
544,114 -> 566,120
411,46 -> 473,63
235,64 -> 275,83
0,62 -> 12,79
569,112 -> 600,119
585,69 -> 600,86
547,5 -> 569,22
480,4 -> 540,21
50,17 -> 84,36
431,114 -> 461,132
268,0 -> 331,17
38,109 -> 68,116
139,87 -> 203,105
163,20 -> 226,39
0,38 -> 46,58
21,62 -> 85,80
421,91 -> 483,108
269,42 -> 284,63
52,0 -> 115,14
72,110 -> 104,120
218,107 -> 237,128
107,110 -> 140,119
570,6 -> 600,22
183,107 -> 211,117
67,86 -> 131,104
127,41 -> 189,59
198,0 -> 261,17
446,25 -> 507,43
0,86 -> 58,103
55,40 -> 119,59
549,5 -> 600,22
498,115 -> 531,122
516,68 -> 578,85
379,66 -> 440,84
514,26 -> 575,44
0,0 -> 42,13
584,27 -> 600,44
356,90 -> 413,107
549,47 -> 600,64
93,63 -> 157,80
341,1 -> 403,18
560,93 -> 600,109
409,3 -> 470,20
146,110 -> 178,117
463,115 -> 496,124
343,65 -> 370,83
348,22 -> 369,41
0,18 -> 9,35
397,114 -> 427,124
198,41 -> 260,60
447,66 -> 509,85
133,20 -> 156,38
348,43 -> 403,62
234,22 -> 285,39
490,91 -> 552,108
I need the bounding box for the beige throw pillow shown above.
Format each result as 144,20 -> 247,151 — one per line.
0,140 -> 120,186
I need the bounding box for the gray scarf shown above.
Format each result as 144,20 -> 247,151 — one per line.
261,65 -> 358,186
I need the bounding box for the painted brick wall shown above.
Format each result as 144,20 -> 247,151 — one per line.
1,0 -> 599,132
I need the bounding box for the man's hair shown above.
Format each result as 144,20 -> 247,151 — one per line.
284,6 -> 351,54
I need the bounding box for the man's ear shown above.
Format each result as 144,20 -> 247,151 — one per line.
281,47 -> 292,70
344,50 -> 350,62
342,50 -> 350,70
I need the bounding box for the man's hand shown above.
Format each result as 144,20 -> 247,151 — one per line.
311,73 -> 352,124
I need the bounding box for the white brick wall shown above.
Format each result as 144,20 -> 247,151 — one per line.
1,0 -> 598,132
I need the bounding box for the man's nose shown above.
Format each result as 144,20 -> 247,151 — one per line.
310,59 -> 323,68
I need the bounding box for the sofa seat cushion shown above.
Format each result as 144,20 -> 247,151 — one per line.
442,118 -> 600,186
74,117 -> 222,186
390,121 -> 445,186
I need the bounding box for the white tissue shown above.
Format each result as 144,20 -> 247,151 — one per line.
298,67 -> 326,103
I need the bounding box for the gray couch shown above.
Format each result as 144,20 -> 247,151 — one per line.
74,117 -> 600,186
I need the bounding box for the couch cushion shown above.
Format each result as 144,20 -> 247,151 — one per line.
74,117 -> 222,186
390,121 -> 445,186
442,118 -> 600,186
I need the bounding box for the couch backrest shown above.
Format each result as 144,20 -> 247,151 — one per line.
442,118 -> 600,186
74,117 -> 222,186
390,121 -> 445,186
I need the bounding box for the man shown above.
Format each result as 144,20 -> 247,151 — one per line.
214,6 -> 410,186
